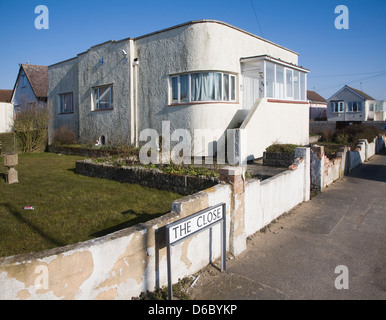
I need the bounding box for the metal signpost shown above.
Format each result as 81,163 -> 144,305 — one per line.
166,203 -> 226,300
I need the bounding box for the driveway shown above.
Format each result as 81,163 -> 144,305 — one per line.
189,149 -> 386,300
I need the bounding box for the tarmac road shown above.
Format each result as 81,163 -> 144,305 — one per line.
188,149 -> 386,300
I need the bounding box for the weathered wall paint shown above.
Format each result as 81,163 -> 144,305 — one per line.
0,147 -> 319,300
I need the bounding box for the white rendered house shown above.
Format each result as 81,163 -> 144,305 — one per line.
48,20 -> 310,162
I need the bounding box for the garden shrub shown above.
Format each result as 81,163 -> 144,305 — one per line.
53,125 -> 78,145
266,143 -> 300,154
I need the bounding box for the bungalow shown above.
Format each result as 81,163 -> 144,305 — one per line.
11,64 -> 48,112
327,85 -> 386,124
48,20 -> 310,162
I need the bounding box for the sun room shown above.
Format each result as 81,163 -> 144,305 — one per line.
241,55 -> 309,109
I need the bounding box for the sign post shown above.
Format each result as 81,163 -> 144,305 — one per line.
166,203 -> 226,300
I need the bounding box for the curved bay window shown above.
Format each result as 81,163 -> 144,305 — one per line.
170,72 -> 236,104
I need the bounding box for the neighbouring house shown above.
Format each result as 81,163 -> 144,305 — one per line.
307,90 -> 327,120
326,85 -> 386,124
0,89 -> 13,133
48,20 -> 310,162
11,64 -> 48,113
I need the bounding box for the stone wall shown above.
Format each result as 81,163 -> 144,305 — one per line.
263,152 -> 295,168
75,160 -> 218,196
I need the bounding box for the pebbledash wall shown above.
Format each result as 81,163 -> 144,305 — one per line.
0,149 -> 310,300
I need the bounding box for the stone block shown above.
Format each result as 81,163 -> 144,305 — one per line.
4,153 -> 18,167
5,167 -> 18,184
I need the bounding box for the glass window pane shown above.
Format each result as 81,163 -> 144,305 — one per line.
212,73 -> 222,101
293,71 -> 299,100
286,69 -> 293,98
172,77 -> 178,102
231,75 -> 236,101
191,73 -> 204,101
191,72 -> 222,101
180,75 -> 189,102
300,72 -> 306,101
266,62 -> 275,98
96,86 -> 113,109
223,74 -> 229,101
275,66 -> 284,99
63,93 -> 73,112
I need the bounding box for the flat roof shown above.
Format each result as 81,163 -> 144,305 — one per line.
49,20 -> 299,68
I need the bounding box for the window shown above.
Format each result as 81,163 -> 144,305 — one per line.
369,103 -> 375,112
275,65 -> 284,99
191,73 -> 222,101
93,85 -> 113,110
171,72 -> 236,104
331,101 -> 344,112
265,62 -> 275,98
293,71 -> 300,100
286,69 -> 293,99
348,101 -> 362,112
59,92 -> 73,113
300,72 -> 306,101
21,75 -> 26,87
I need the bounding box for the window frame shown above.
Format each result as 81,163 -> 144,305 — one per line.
347,101 -> 362,113
59,92 -> 74,114
92,84 -> 113,111
331,101 -> 344,113
170,72 -> 237,105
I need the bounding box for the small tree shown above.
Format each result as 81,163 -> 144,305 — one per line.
13,101 -> 49,153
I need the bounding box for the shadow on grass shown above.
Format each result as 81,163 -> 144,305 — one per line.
1,202 -> 66,248
90,209 -> 169,238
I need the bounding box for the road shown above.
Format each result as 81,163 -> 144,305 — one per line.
189,149 -> 386,300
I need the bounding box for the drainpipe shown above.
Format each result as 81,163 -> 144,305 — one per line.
133,58 -> 139,147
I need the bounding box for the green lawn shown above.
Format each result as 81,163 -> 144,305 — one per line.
0,153 -> 182,258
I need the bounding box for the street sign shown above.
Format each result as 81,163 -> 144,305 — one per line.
166,203 -> 226,300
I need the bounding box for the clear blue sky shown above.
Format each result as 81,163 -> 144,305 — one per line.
0,0 -> 385,99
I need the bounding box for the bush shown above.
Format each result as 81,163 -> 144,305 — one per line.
13,104 -> 49,153
336,124 -> 383,150
321,129 -> 335,143
266,143 -> 300,154
52,125 -> 77,145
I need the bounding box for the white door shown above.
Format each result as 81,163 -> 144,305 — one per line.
243,70 -> 261,110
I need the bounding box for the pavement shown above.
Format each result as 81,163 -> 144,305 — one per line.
188,149 -> 386,300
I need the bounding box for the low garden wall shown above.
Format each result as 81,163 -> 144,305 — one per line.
263,152 -> 295,167
48,145 -> 120,158
311,135 -> 385,190
0,148 -> 311,300
75,160 -> 218,196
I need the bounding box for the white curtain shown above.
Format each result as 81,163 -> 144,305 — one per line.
191,73 -> 222,101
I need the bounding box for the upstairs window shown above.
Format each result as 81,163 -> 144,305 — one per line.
59,92 -> 73,113
171,72 -> 236,104
92,85 -> 113,110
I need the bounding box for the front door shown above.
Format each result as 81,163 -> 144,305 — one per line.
242,70 -> 262,110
